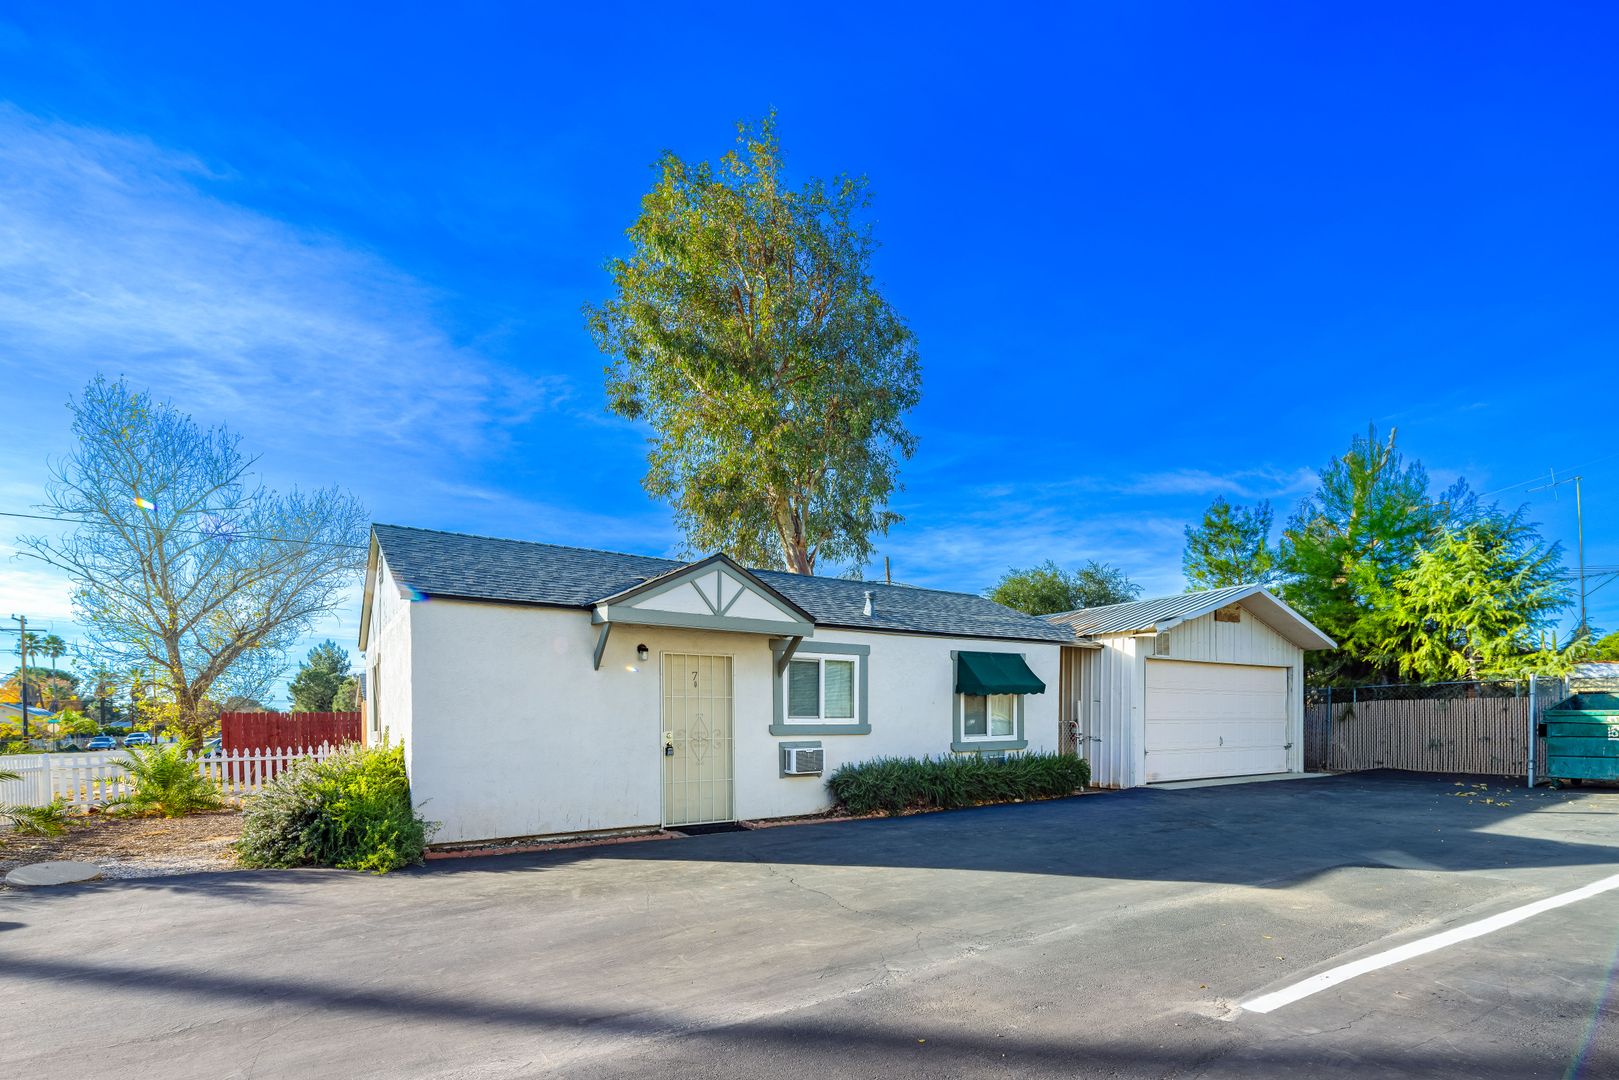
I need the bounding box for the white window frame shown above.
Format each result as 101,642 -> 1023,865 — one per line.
783,655 -> 861,726
959,692 -> 1018,741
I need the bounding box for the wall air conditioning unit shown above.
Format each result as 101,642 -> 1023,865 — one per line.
782,746 -> 825,775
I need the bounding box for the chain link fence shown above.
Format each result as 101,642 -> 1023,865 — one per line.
1304,676 -> 1570,779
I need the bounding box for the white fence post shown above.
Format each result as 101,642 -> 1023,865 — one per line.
3,741 -> 341,810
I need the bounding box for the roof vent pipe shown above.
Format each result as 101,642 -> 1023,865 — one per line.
863,590 -> 875,617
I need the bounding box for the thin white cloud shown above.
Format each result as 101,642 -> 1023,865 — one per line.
0,104 -> 569,466
0,104 -> 586,697
0,544 -> 77,624
1119,466 -> 1318,500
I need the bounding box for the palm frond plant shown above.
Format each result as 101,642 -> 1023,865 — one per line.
105,742 -> 225,818
0,769 -> 71,837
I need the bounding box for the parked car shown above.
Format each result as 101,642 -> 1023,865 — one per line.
122,732 -> 154,747
85,735 -> 118,750
201,736 -> 223,754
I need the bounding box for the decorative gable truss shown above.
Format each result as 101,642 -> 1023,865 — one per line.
590,554 -> 815,668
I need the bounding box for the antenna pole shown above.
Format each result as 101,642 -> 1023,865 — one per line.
9,614 -> 28,739
1576,475 -> 1586,637
1529,469 -> 1590,640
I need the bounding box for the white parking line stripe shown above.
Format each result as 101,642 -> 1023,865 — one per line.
1242,871 -> 1619,1014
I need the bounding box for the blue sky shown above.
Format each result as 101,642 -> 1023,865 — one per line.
1,2 -> 1615,698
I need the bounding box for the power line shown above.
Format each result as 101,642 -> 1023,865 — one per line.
0,509 -> 369,551
1478,451 -> 1619,499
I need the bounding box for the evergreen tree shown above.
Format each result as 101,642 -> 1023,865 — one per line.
288,641 -> 352,712
1182,498 -> 1277,589
1278,426 -> 1470,682
1354,511 -> 1570,679
331,675 -> 361,713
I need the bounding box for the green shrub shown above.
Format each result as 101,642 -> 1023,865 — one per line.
106,742 -> 225,818
826,751 -> 1089,817
0,770 -> 73,838
236,742 -> 436,873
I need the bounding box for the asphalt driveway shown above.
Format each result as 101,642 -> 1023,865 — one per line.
2,772 -> 1616,1078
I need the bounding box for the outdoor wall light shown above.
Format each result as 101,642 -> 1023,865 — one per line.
637,643 -> 650,662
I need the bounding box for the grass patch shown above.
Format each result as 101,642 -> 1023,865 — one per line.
826,752 -> 1090,817
236,741 -> 436,874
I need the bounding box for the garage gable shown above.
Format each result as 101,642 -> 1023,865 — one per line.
1154,603 -> 1302,668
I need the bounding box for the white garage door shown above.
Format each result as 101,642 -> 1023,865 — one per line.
1144,660 -> 1289,782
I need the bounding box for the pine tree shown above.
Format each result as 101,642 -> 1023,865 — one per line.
1182,498 -> 1276,589
287,641 -> 352,712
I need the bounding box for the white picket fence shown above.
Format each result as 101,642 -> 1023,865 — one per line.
0,744 -> 343,812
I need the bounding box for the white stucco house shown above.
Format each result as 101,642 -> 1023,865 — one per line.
358,525 -> 1334,845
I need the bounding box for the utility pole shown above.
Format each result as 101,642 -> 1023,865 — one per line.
5,614 -> 31,739
1530,470 -> 1587,638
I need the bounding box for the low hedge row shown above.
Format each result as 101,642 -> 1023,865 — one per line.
826,751 -> 1089,817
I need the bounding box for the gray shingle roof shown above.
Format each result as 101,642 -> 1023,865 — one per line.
372,524 -> 1075,644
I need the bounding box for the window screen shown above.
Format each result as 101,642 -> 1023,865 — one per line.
989,694 -> 1014,737
964,694 -> 987,736
823,660 -> 855,719
787,660 -> 821,718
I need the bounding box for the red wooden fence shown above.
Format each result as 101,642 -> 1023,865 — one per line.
220,711 -> 362,751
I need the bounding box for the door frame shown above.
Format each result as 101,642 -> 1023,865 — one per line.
658,650 -> 737,828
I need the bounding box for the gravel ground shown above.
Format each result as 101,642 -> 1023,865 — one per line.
0,810 -> 243,884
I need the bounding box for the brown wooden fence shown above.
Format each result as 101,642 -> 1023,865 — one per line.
1304,678 -> 1568,778
220,711 -> 362,751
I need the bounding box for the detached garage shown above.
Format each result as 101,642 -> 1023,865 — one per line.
1047,585 -> 1335,787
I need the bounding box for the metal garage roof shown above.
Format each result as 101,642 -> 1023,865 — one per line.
1044,584 -> 1336,651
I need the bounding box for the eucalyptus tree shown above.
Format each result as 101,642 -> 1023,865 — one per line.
21,377 -> 368,742
587,114 -> 921,574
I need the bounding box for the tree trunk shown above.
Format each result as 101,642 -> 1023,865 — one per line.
172,686 -> 214,747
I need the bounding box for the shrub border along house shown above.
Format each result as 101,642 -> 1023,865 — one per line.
826,751 -> 1090,817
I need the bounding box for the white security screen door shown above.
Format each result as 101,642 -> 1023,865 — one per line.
662,653 -> 735,826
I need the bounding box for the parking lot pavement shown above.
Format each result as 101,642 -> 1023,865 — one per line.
2,771 -> 1616,1079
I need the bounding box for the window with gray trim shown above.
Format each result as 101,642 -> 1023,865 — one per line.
770,640 -> 871,735
948,648 -> 1030,752
787,657 -> 856,721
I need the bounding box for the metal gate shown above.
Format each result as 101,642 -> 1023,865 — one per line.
661,653 -> 734,826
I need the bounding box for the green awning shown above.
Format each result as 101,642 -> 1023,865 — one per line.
955,651 -> 1046,696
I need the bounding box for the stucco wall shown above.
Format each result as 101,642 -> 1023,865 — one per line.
743,628 -> 1063,822
367,554 -> 414,775
395,597 -> 1064,844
